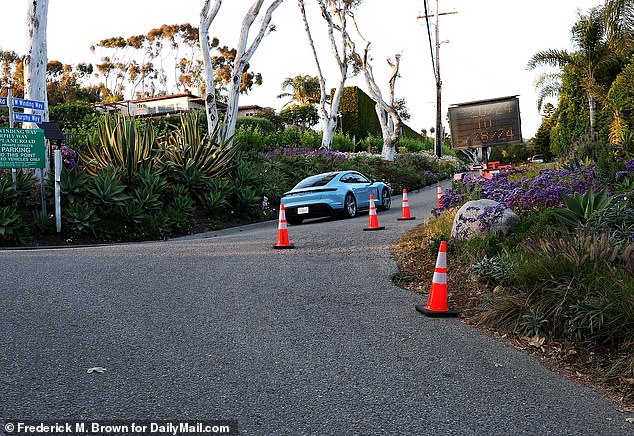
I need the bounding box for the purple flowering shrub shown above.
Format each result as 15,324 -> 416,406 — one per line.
441,165 -> 602,216
51,145 -> 78,169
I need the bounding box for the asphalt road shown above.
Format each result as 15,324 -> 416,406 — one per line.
1,182 -> 632,435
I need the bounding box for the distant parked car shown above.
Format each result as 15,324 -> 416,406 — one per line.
531,154 -> 545,163
281,171 -> 391,225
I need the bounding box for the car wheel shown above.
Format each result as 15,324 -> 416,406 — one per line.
287,216 -> 303,225
379,187 -> 391,211
343,193 -> 357,218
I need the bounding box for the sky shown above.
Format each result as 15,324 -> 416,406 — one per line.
0,0 -> 603,139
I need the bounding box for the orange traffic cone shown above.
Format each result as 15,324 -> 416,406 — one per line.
397,188 -> 416,221
437,182 -> 443,208
415,241 -> 459,317
363,194 -> 385,231
273,204 -> 294,249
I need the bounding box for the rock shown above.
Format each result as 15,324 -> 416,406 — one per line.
451,199 -> 519,240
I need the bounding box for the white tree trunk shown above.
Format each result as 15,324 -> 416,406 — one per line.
355,40 -> 403,161
24,0 -> 49,123
200,0 -> 283,146
199,0 -> 222,140
298,0 -> 351,150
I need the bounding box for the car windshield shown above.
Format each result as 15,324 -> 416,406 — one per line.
293,173 -> 338,189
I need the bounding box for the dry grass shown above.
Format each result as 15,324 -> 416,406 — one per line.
392,211 -> 634,408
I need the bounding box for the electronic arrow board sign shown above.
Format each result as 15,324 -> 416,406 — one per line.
448,96 -> 522,150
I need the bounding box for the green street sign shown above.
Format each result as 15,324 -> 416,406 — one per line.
0,128 -> 46,169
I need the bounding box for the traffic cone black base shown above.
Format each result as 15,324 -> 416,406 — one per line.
273,243 -> 295,249
363,226 -> 385,231
397,217 -> 416,221
415,305 -> 459,318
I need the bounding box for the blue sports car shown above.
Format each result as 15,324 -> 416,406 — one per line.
281,170 -> 392,225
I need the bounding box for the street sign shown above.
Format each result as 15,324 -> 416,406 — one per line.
12,97 -> 45,111
0,97 -> 6,106
0,128 -> 46,169
13,112 -> 43,123
448,96 -> 522,150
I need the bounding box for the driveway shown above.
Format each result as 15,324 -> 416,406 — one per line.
1,182 -> 631,435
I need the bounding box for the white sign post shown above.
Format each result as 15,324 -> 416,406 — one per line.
54,150 -> 62,232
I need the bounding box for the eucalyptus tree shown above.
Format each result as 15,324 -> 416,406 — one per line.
298,0 -> 362,149
348,13 -> 405,161
24,0 -> 49,122
0,50 -> 24,97
199,0 -> 284,145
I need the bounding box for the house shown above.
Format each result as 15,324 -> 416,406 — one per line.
94,93 -> 269,119
94,93 -> 212,118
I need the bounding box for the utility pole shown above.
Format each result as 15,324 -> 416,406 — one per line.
419,2 -> 456,157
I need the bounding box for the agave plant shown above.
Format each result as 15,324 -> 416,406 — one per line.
81,115 -> 159,182
14,171 -> 37,199
550,188 -> 610,228
133,167 -> 168,196
174,162 -> 211,203
0,176 -> 19,207
0,206 -> 28,246
204,178 -> 231,213
87,169 -> 129,207
171,193 -> 195,216
131,186 -> 163,212
64,202 -> 99,235
156,113 -> 237,178
46,167 -> 89,205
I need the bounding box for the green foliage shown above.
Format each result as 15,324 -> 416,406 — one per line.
488,142 -> 535,164
0,176 -> 19,206
550,188 -> 610,228
175,164 -> 211,203
87,170 -> 129,207
157,113 -> 237,179
141,212 -> 172,239
331,132 -> 356,152
520,308 -> 550,337
82,115 -> 158,181
204,178 -> 231,214
171,193 -> 195,216
46,168 -> 89,205
235,116 -> 277,134
279,104 -> 319,129
233,185 -> 261,216
49,103 -> 99,132
131,187 -> 163,212
166,207 -> 191,233
14,171 -> 36,200
119,202 -> 145,226
233,127 -> 272,152
0,206 -> 28,246
472,255 -> 511,286
336,86 -> 382,140
65,202 -> 99,235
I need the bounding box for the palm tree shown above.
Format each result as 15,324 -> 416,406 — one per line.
277,75 -> 321,108
528,6 -> 617,132
604,0 -> 634,54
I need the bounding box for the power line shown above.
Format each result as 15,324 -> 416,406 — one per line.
422,0 -> 437,81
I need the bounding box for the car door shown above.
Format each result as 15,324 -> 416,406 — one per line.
347,172 -> 373,209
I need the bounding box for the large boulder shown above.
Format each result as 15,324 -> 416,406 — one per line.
451,199 -> 520,240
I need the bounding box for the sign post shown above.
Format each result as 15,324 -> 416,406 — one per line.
448,96 -> 523,163
1,88 -> 48,215
54,150 -> 62,232
7,88 -> 16,184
